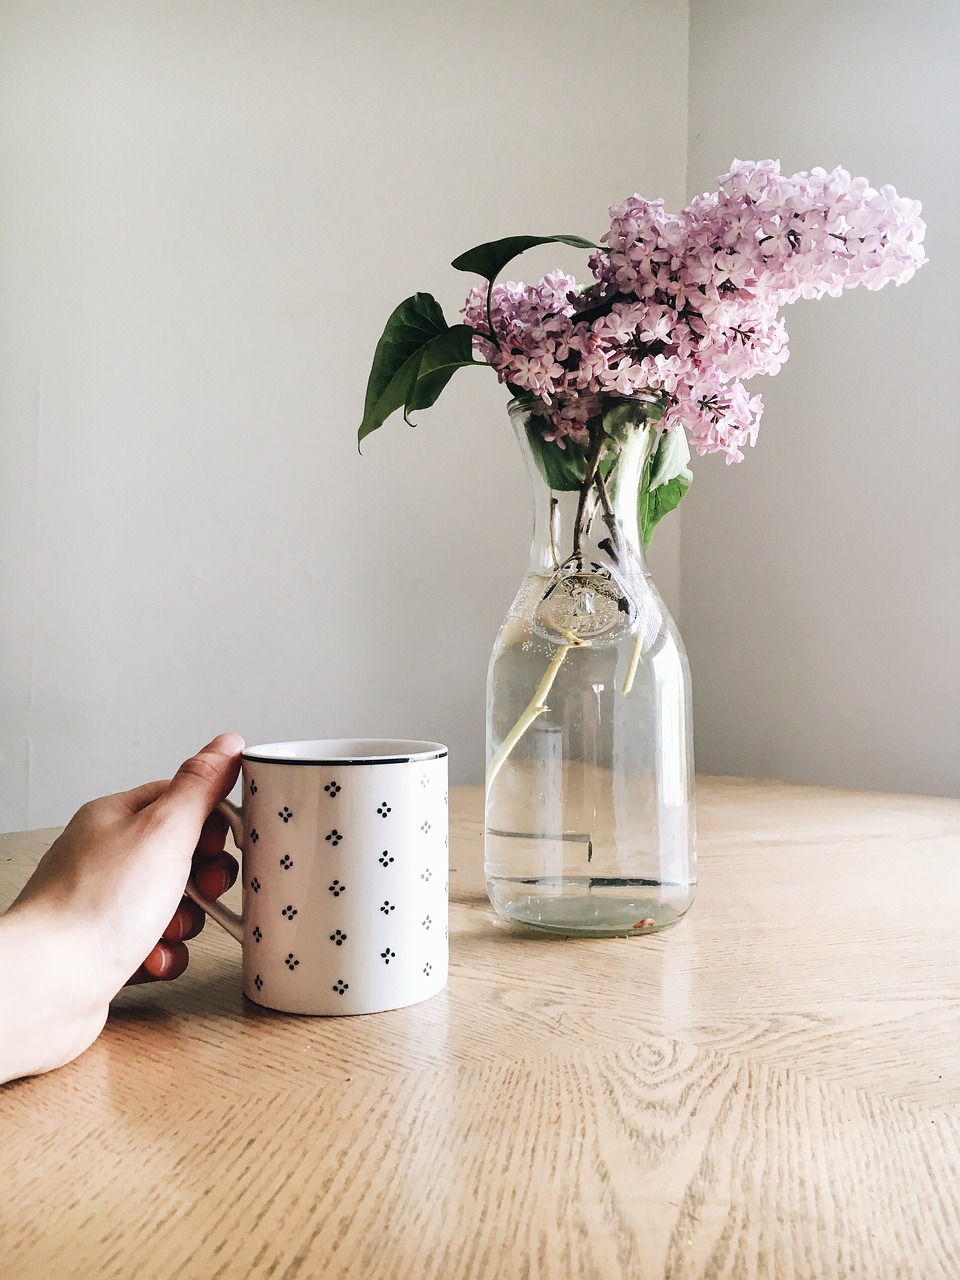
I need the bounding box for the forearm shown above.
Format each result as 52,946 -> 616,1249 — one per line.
0,903 -> 107,1085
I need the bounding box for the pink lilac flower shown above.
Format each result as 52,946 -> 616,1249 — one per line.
463,161 -> 926,459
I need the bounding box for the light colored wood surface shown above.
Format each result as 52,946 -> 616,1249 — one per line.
2,778 -> 959,1279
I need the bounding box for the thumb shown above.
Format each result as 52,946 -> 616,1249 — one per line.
159,733 -> 245,828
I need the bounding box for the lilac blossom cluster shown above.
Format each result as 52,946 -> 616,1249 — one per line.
463,160 -> 926,461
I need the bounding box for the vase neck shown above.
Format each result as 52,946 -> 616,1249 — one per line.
511,403 -> 655,579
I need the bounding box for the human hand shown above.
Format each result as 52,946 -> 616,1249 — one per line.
126,802 -> 239,986
0,733 -> 244,1083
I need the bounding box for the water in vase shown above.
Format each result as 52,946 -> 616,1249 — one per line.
484,400 -> 697,937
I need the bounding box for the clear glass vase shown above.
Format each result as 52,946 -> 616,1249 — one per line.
484,396 -> 696,936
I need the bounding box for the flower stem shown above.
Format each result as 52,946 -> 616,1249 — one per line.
621,632 -> 644,695
573,430 -> 605,560
485,283 -> 500,351
548,497 -> 560,569
594,466 -> 626,565
486,633 -> 589,790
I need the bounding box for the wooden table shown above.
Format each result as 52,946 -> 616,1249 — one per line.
2,779 -> 960,1279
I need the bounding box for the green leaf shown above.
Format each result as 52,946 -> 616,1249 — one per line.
567,292 -> 623,328
601,399 -> 657,443
361,294 -> 447,418
405,325 -> 477,412
358,297 -> 475,444
648,424 -> 692,490
523,421 -> 587,491
451,234 -> 603,283
642,475 -> 690,548
638,427 -> 693,547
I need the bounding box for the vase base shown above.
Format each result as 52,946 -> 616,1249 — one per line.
486,876 -> 694,938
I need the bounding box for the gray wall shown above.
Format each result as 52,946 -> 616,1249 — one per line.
682,0 -> 959,797
0,0 -> 689,829
4,0 -> 955,830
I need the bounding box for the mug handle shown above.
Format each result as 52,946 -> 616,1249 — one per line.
183,798 -> 244,943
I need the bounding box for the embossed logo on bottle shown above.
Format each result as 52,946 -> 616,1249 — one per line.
535,561 -> 635,641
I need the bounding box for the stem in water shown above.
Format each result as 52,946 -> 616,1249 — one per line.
486,632 -> 590,790
620,632 -> 644,695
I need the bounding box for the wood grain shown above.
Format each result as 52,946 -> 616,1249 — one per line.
2,777 -> 959,1278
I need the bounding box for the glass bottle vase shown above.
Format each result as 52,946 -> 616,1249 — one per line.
484,397 -> 696,937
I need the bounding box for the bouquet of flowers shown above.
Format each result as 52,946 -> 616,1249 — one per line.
359,159 -> 926,545
359,162 -> 925,937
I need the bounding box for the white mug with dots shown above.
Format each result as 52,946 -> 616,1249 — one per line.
186,739 -> 449,1016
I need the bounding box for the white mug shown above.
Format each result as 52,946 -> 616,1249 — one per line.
187,739 -> 449,1015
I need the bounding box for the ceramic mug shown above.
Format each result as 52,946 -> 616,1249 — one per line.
186,738 -> 449,1015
